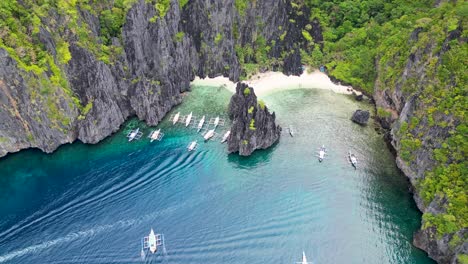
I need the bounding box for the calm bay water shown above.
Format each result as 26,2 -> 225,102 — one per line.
0,85 -> 434,264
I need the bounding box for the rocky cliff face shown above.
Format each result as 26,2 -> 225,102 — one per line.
0,0 -> 317,158
227,83 -> 281,156
374,24 -> 467,263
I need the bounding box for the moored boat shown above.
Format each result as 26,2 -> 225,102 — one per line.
185,112 -> 193,127
204,129 -> 215,141
221,131 -> 231,143
197,115 -> 205,132
172,112 -> 180,125
150,129 -> 160,142
349,151 -> 358,168
188,141 -> 197,151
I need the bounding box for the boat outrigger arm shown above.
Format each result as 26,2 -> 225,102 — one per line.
141,228 -> 165,259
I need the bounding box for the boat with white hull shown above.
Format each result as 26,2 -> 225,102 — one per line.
149,129 -> 163,142
185,112 -> 193,127
318,145 -> 326,162
127,128 -> 142,141
187,141 -> 198,151
348,150 -> 358,168
296,251 -> 312,264
221,131 -> 231,143
204,129 -> 215,141
172,112 -> 180,125
213,116 -> 220,128
197,115 -> 205,132
141,228 -> 165,259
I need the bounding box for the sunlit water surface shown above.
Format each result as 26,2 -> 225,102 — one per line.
0,85 -> 434,264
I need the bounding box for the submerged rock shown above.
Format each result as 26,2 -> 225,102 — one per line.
351,110 -> 370,125
227,83 -> 281,156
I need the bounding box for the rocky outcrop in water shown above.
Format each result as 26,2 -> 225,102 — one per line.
227,83 -> 281,156
0,0 -> 317,158
351,110 -> 370,125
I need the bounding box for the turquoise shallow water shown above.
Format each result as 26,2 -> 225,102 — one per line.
0,86 -> 434,264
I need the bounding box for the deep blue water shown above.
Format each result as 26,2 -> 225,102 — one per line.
0,86 -> 434,263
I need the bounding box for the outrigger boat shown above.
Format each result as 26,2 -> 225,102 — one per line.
197,115 -> 205,132
204,129 -> 215,141
140,228 -> 165,259
185,112 -> 193,127
296,251 -> 312,264
187,140 -> 198,151
288,125 -> 294,137
221,131 -> 231,143
213,116 -> 220,128
318,145 -> 326,162
127,128 -> 142,142
348,150 -> 358,168
149,129 -> 163,142
172,112 -> 180,125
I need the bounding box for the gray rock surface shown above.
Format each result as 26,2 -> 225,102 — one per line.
351,110 -> 370,125
227,83 -> 281,156
0,0 -> 317,158
374,26 -> 466,263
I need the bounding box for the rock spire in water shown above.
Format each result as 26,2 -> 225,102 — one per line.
227,83 -> 281,156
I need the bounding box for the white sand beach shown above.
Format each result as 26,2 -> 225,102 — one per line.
191,68 -> 358,97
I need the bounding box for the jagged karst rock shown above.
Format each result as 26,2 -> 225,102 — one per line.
0,0 -> 319,158
227,83 -> 281,156
374,25 -> 467,263
351,110 -> 370,125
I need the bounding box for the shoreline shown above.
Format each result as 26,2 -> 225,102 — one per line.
191,68 -> 362,97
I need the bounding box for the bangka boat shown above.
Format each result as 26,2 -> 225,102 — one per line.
204,129 -> 215,141
221,131 -> 231,143
149,129 -> 164,142
318,145 -> 326,162
172,112 -> 180,125
289,125 -> 294,137
197,115 -> 205,132
348,150 -> 357,168
213,116 -> 220,128
141,228 -> 164,260
296,251 -> 311,264
185,112 -> 193,127
187,141 -> 198,151
127,128 -> 142,142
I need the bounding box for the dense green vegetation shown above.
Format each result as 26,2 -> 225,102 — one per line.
302,0 -> 467,242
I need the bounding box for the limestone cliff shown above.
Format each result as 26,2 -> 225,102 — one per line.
373,23 -> 467,263
0,0 -> 315,157
227,83 -> 281,156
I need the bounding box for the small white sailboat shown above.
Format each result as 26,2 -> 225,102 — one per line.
150,129 -> 160,142
349,150 -> 358,168
213,116 -> 220,128
204,129 -> 215,141
187,140 -> 198,151
128,128 -> 140,141
197,115 -> 205,132
185,112 -> 193,127
318,145 -> 326,162
221,131 -> 231,143
172,112 -> 180,125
